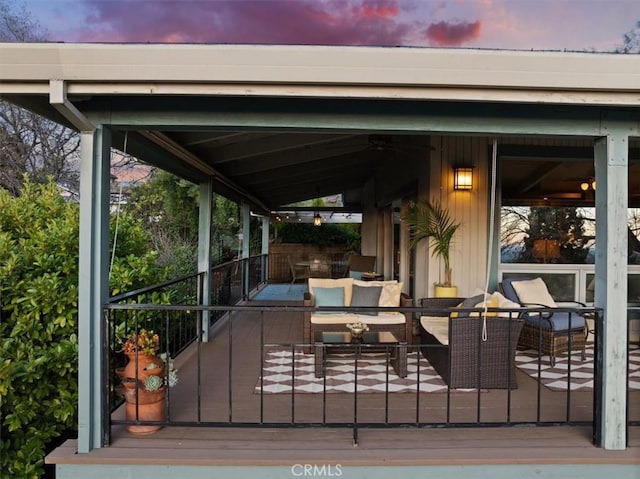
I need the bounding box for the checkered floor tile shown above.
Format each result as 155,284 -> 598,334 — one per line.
515,344 -> 640,391
255,349 -> 451,394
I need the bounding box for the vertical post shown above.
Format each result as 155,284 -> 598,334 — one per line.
399,203 -> 410,295
77,127 -> 110,453
242,203 -> 251,297
413,142 -> 432,299
594,119 -> 630,450
361,178 -> 377,256
198,181 -> 213,342
382,208 -> 394,280
261,215 -> 270,283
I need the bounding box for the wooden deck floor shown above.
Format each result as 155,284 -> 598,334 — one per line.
48,299 -> 640,473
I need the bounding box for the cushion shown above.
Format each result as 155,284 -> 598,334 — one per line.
511,277 -> 557,307
349,271 -> 364,280
492,291 -> 521,318
308,277 -> 353,305
353,280 -> 403,307
473,294 -> 500,317
379,282 -> 403,307
313,287 -> 345,314
452,294 -> 486,317
350,285 -> 382,316
420,316 -> 450,345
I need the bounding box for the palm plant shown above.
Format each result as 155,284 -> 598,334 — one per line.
402,199 -> 462,287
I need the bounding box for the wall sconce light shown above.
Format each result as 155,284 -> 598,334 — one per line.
580,177 -> 596,192
313,212 -> 322,227
453,167 -> 473,191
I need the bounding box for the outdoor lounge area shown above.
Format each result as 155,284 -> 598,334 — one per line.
104,284 -> 639,432
62,294 -> 636,472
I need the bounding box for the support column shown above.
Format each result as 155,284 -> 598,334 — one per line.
413,145 -> 432,300
77,127 -> 110,453
381,208 -> 394,280
242,203 -> 251,297
399,203 -> 410,295
261,216 -> 270,283
198,181 -> 213,342
594,121 -> 630,450
361,179 -> 377,257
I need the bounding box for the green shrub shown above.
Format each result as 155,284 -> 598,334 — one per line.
0,182 -> 79,479
275,223 -> 360,247
0,181 -> 163,479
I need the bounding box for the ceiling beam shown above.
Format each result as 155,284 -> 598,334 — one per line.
208,133 -> 360,164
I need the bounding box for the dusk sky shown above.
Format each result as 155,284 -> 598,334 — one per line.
23,0 -> 640,52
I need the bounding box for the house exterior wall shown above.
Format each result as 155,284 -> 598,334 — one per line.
412,135 -> 492,300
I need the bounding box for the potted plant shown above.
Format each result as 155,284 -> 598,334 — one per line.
401,199 -> 462,297
116,329 -> 178,434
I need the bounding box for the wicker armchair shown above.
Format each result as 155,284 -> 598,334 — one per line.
500,277 -> 587,366
419,297 -> 524,389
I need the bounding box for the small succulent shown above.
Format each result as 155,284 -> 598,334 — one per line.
143,374 -> 164,392
168,369 -> 179,388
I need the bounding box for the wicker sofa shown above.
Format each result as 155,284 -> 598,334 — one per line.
419,296 -> 524,389
303,277 -> 413,346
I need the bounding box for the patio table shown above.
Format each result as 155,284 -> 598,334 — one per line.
313,331 -> 408,378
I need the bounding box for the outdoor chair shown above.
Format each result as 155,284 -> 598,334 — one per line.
345,255 -> 376,280
308,255 -> 331,278
288,256 -> 311,291
499,276 -> 588,366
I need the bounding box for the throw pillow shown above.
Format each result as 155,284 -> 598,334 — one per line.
491,291 -> 521,318
473,294 -> 499,317
350,285 -> 382,316
511,277 -> 557,307
313,287 -> 345,314
453,294 -> 487,318
378,282 -> 403,307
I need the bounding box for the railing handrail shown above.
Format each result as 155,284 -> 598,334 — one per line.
108,271 -> 204,304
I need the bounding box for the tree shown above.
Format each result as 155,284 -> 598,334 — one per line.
0,0 -> 81,195
618,20 -> 640,53
513,206 -> 590,264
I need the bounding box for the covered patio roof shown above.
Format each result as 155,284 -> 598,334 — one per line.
1,43 -> 639,212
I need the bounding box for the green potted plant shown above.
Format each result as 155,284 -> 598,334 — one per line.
401,199 -> 462,297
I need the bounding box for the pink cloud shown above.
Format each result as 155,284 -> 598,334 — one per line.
354,0 -> 399,19
424,20 -> 483,46
64,0 -> 412,46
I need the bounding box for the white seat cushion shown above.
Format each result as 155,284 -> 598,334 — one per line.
311,311 -> 405,325
420,316 -> 450,345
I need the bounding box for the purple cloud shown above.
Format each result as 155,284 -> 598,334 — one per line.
424,20 -> 482,46
68,0 -> 413,46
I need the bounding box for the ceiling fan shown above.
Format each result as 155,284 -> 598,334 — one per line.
324,134 -> 431,154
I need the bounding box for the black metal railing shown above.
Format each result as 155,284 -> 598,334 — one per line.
209,255 -> 267,327
108,272 -> 204,356
103,300 -> 623,446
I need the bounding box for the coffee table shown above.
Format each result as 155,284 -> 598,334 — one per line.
313,331 -> 407,378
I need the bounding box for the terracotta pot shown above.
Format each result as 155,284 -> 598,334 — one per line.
122,351 -> 164,383
120,384 -> 165,405
123,386 -> 166,435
